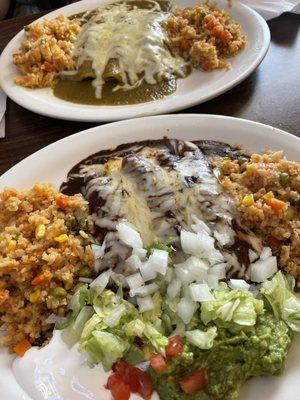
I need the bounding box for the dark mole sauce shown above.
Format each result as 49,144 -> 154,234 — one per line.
60,139 -> 246,195
60,139 -> 253,272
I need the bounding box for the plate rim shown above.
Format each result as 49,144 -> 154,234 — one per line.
0,0 -> 270,122
1,113 -> 299,185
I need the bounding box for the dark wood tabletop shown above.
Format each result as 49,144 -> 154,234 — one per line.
0,11 -> 299,176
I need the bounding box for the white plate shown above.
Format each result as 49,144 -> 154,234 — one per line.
0,114 -> 299,400
0,0 -> 270,122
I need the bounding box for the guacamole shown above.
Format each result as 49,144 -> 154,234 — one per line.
150,313 -> 292,400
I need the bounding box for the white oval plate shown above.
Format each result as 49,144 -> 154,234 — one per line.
0,0 -> 270,122
0,114 -> 299,400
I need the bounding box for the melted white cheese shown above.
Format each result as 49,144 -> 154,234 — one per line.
13,330 -> 159,400
72,2 -> 187,97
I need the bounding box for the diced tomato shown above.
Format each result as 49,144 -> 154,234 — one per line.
125,366 -> 142,393
165,336 -> 184,358
150,354 -> 167,373
112,359 -> 127,374
137,370 -> 153,399
179,369 -> 208,395
112,380 -> 130,400
105,373 -> 121,389
205,16 -> 218,30
111,360 -> 153,399
42,61 -> 54,72
55,194 -> 73,209
105,372 -> 131,400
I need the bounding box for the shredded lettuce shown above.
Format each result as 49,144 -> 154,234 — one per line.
143,323 -> 169,354
123,344 -> 146,365
124,319 -> 146,337
185,327 -> 217,349
61,306 -> 94,348
261,271 -> 300,332
68,285 -> 90,315
82,330 -> 129,371
59,286 -> 169,367
201,283 -> 264,327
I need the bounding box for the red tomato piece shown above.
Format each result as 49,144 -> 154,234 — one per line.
112,360 -> 128,374
165,336 -> 184,358
137,370 -> 154,399
105,372 -> 131,400
149,354 -> 167,373
110,380 -> 131,400
105,373 -> 119,389
125,365 -> 142,393
179,369 -> 208,395
110,360 -> 154,399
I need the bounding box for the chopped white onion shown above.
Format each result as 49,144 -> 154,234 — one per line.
175,263 -> 193,284
191,215 -> 211,235
167,278 -> 182,298
45,313 -> 67,325
249,283 -> 260,297
250,256 -> 277,283
213,224 -> 235,247
130,283 -> 158,298
125,254 -> 142,271
181,230 -> 211,257
207,274 -> 219,290
189,283 -> 214,302
248,249 -> 258,263
79,277 -> 93,284
182,284 -> 191,299
91,242 -> 105,259
209,263 -> 226,280
165,267 -> 174,283
126,273 -> 144,290
137,295 -> 154,312
260,247 -> 272,261
180,230 -> 224,266
228,279 -> 250,291
90,269 -> 111,292
185,257 -> 209,282
149,249 -> 169,276
208,249 -> 225,266
116,221 -> 143,249
133,248 -> 147,261
139,260 -> 157,282
178,297 -> 197,324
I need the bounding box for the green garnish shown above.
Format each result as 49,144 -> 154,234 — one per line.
74,208 -> 89,230
52,287 -> 68,299
146,238 -> 176,257
237,156 -> 248,165
278,172 -> 290,186
12,232 -> 22,241
79,266 -> 93,278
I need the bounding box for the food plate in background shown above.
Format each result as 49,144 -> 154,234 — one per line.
0,0 -> 270,122
0,114 -> 299,399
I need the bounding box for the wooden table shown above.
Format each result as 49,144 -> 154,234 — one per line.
0,12 -> 299,175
